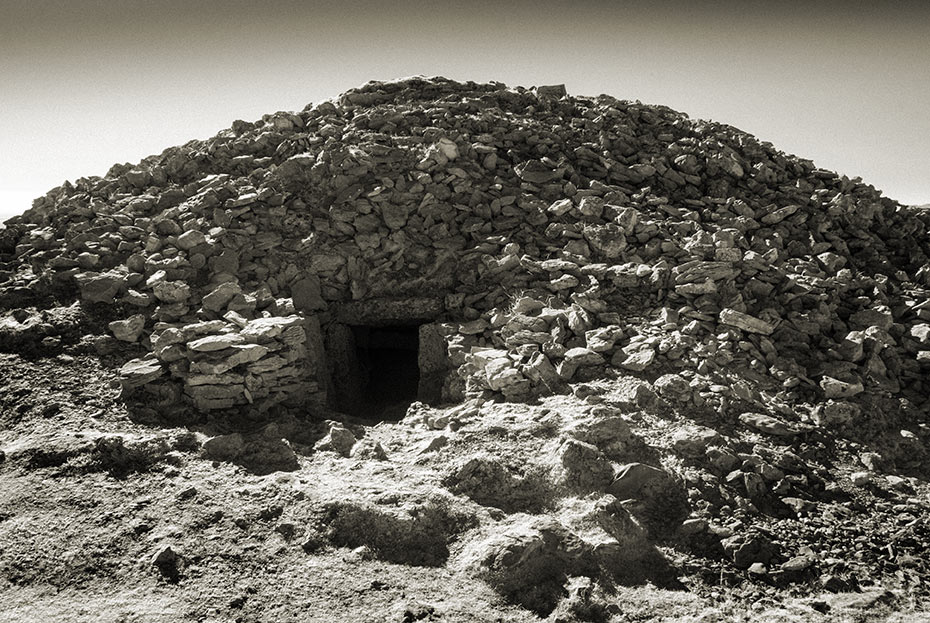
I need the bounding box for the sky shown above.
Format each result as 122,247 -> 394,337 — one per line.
2,0 -> 929,224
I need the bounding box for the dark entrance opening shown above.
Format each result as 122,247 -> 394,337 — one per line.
331,324 -> 422,420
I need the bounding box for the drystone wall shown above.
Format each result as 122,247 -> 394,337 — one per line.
4,77 -> 930,423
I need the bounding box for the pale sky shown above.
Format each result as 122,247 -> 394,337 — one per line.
2,1 -> 929,224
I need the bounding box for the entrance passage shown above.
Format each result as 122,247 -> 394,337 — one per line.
329,324 -> 422,420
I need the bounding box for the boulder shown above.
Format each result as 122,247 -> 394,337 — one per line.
470,518 -> 595,616
559,438 -> 614,491
607,462 -> 689,537
202,433 -> 245,461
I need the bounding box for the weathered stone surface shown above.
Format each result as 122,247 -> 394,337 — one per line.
719,308 -> 774,335
187,333 -> 247,352
721,533 -> 777,569
120,358 -> 165,388
820,376 -> 864,399
607,463 -> 670,500
514,159 -> 563,184
470,518 -> 597,615
671,426 -> 721,457
202,433 -> 245,461
291,277 -> 325,312
109,315 -> 145,342
201,282 -> 241,312
445,455 -> 549,514
559,438 -> 614,491
75,271 -> 126,303
739,412 -> 805,437
241,316 -> 302,340
225,344 -> 270,367
607,462 -> 689,537
564,409 -> 632,449
521,352 -> 564,393
613,348 -> 655,371
177,230 -> 206,250
585,326 -> 621,352
314,423 -> 356,457
153,281 -> 191,304
813,400 -> 861,427
186,373 -> 244,386
563,347 -> 604,367
653,374 -> 691,403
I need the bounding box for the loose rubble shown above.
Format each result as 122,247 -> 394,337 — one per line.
1,76 -> 930,620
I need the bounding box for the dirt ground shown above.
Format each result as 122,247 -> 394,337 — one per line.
1,350 -> 928,623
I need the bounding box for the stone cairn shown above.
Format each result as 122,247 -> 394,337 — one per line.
3,76 -> 930,424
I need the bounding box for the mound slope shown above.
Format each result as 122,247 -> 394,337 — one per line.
1,77 -> 929,620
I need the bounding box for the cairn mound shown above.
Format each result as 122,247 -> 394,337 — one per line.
1,76 -> 930,618
4,75 -> 930,423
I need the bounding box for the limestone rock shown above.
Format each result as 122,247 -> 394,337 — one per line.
521,352 -> 564,394
671,426 -> 721,458
613,348 -> 655,371
109,315 -> 146,342
202,433 -> 245,461
719,308 -> 774,335
607,463 -> 689,538
739,412 -> 806,437
75,271 -> 126,304
470,518 -> 596,615
607,463 -> 670,501
187,333 -> 247,352
120,358 -> 165,388
315,423 -> 356,457
202,282 -> 242,312
559,438 -> 614,491
241,316 -> 303,340
564,408 -> 633,450
721,532 -> 777,569
653,373 -> 691,403
153,281 -> 191,304
514,160 -> 563,184
177,230 -> 206,250
291,277 -> 325,312
563,347 -> 604,367
813,401 -> 861,427
445,455 -> 550,513
820,376 -> 864,399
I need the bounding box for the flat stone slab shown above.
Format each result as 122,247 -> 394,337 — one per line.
719,308 -> 774,335
120,358 -> 165,388
240,316 -> 303,340
187,333 -> 247,352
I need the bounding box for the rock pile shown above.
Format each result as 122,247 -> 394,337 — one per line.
2,76 -> 930,427
121,314 -> 322,412
3,78 -> 930,616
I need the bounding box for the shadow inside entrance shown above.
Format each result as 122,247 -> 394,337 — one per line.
332,324 -> 421,420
